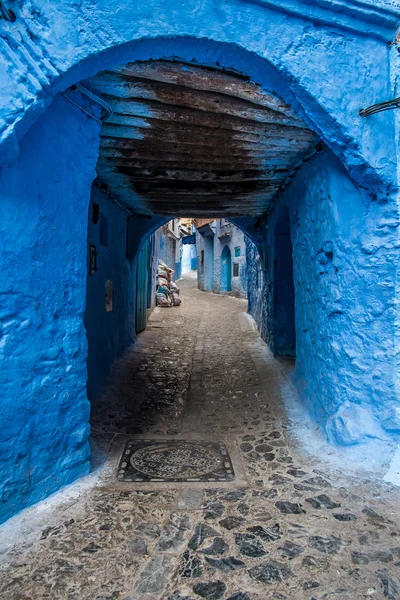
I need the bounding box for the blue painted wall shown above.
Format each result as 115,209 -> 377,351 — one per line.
85,185 -> 137,403
182,244 -> 196,273
247,148 -> 400,446
0,0 -> 398,525
1,0 -> 397,202
0,95 -> 100,524
220,246 -> 232,293
159,224 -> 181,281
196,220 -> 248,298
204,235 -> 215,292
273,207 -> 296,356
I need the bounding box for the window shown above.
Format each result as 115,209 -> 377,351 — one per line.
234,246 -> 241,257
91,202 -> 100,224
233,263 -> 239,277
99,213 -> 108,248
201,250 -> 204,266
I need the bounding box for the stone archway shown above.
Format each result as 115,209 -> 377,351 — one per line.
1,1 -> 400,523
1,1 -> 398,196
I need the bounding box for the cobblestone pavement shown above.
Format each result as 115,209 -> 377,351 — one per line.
1,274 -> 400,600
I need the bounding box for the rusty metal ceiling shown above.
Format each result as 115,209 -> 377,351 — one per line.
86,61 -> 320,217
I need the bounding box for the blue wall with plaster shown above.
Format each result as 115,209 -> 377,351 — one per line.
0,0 -> 398,526
0,95 -> 100,524
196,221 -> 248,298
182,244 -> 197,274
159,225 -> 181,281
214,220 -> 248,299
247,149 -> 400,446
85,185 -> 137,403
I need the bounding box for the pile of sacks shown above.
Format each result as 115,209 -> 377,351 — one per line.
156,259 -> 181,307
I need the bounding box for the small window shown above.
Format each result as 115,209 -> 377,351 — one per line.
234,246 -> 241,257
91,202 -> 100,224
233,263 -> 239,277
201,250 -> 204,266
105,279 -> 113,312
99,213 -> 108,248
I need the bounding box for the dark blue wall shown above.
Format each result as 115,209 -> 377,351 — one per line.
85,185 -> 137,403
273,207 -> 296,356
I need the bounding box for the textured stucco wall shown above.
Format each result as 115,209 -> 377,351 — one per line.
182,244 -> 196,274
0,0 -> 397,201
248,149 -> 400,446
0,95 -> 100,524
0,0 -> 398,525
85,185 -> 136,404
196,222 -> 248,298
159,226 -> 182,281
247,239 -> 272,345
196,232 -> 205,291
213,221 -> 248,299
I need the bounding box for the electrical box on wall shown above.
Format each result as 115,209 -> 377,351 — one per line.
105,279 -> 113,312
89,245 -> 98,275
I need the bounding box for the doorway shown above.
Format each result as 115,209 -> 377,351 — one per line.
220,246 -> 232,293
136,238 -> 149,333
204,235 -> 214,292
273,206 -> 296,356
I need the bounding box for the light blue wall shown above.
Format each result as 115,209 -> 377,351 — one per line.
214,221 -> 248,298
0,95 -> 100,524
182,244 -> 196,273
196,222 -> 248,298
247,149 -> 400,446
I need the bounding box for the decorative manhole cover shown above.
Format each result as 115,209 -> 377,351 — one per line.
117,440 -> 235,482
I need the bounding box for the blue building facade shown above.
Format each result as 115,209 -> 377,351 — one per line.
0,0 -> 399,523
159,220 -> 183,281
196,220 -> 248,298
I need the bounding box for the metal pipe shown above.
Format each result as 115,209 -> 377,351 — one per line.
360,97 -> 400,117
62,84 -> 112,124
0,1 -> 16,21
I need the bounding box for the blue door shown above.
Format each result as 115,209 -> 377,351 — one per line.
204,235 -> 214,291
136,238 -> 149,333
221,246 -> 232,292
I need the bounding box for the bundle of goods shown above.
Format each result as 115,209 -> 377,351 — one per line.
156,260 -> 181,307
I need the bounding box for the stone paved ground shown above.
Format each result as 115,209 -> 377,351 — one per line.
1,274 -> 400,600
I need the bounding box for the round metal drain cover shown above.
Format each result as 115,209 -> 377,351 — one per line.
117,439 -> 235,482
130,442 -> 220,478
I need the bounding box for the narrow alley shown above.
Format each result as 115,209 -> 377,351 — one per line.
1,275 -> 399,600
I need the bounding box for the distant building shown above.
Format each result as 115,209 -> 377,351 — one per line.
159,219 -> 183,280
195,219 -> 248,298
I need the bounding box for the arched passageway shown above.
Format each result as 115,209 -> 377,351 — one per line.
0,4 -> 399,536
